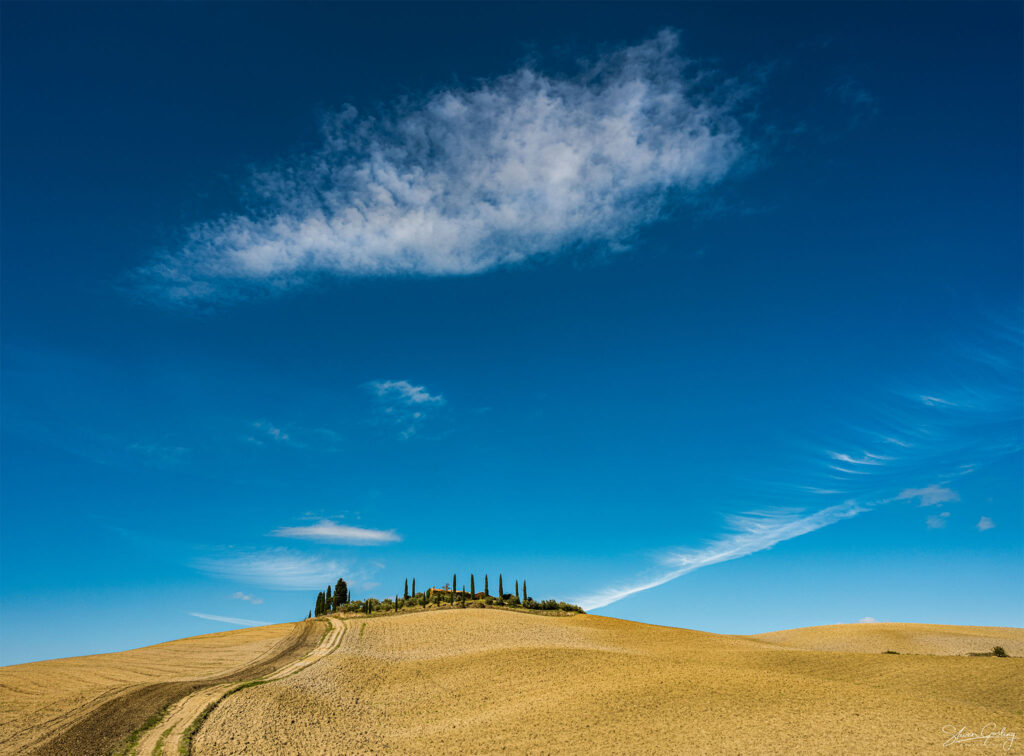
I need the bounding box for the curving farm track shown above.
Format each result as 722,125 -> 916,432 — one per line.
133,617 -> 346,756
19,617 -> 339,756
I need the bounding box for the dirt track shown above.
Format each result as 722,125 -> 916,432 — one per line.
25,619 -> 325,756
133,618 -> 345,756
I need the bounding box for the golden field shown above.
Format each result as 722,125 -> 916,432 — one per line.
0,621 -> 315,755
195,609 -> 1022,755
2,609 -> 1021,755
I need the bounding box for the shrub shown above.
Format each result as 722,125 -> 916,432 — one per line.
993,646 -> 1008,657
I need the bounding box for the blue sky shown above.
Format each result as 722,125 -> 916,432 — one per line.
2,2 -> 1021,665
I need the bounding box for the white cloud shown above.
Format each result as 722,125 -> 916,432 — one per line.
976,516 -> 995,531
193,548 -> 356,590
896,485 -> 960,507
828,451 -> 889,466
139,30 -> 744,302
370,380 -> 443,406
369,379 -> 445,439
576,501 -> 864,611
926,512 -> 950,529
231,591 -> 264,605
189,612 -> 265,627
245,421 -> 291,446
271,519 -> 401,546
244,421 -> 343,452
858,616 -> 878,623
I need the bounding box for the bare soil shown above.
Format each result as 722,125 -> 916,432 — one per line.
192,610 -> 1023,755
133,618 -> 345,756
0,620 -> 322,756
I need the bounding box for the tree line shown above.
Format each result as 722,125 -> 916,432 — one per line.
309,572 -> 583,618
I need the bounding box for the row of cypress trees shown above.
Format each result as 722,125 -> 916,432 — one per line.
310,573 -> 567,618
440,573 -> 527,603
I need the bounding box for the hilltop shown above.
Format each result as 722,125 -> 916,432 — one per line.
2,610 -> 1021,754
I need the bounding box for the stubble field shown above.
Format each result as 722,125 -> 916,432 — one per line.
193,609 -> 1023,755
0,621 -> 315,754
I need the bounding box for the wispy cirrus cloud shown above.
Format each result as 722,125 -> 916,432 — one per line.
244,421 -> 343,452
368,379 -> 445,439
245,421 -> 292,445
271,519 -> 401,546
896,485 -> 960,507
137,30 -> 745,303
577,320 -> 1021,611
576,501 -> 864,611
193,548 -> 362,590
189,612 -> 265,627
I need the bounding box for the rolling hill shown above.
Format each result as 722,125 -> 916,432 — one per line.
2,609 -> 1020,754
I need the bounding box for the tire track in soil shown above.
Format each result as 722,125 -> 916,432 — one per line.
134,618 -> 346,756
26,619 -> 327,756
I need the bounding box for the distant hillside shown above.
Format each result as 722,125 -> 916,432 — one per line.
751,622 -> 1024,656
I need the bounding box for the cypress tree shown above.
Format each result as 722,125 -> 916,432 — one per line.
315,591 -> 325,616
395,594 -> 399,612
307,610 -> 311,619
523,580 -> 527,602
404,579 -> 409,600
484,575 -> 489,596
515,580 -> 519,600
325,585 -> 332,612
335,578 -> 347,606
412,578 -> 416,596
452,573 -> 457,604
470,574 -> 475,596
499,574 -> 504,597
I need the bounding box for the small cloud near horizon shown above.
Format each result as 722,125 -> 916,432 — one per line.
189,612 -> 265,627
858,616 -> 878,623
976,516 -> 995,531
192,548 -> 369,590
